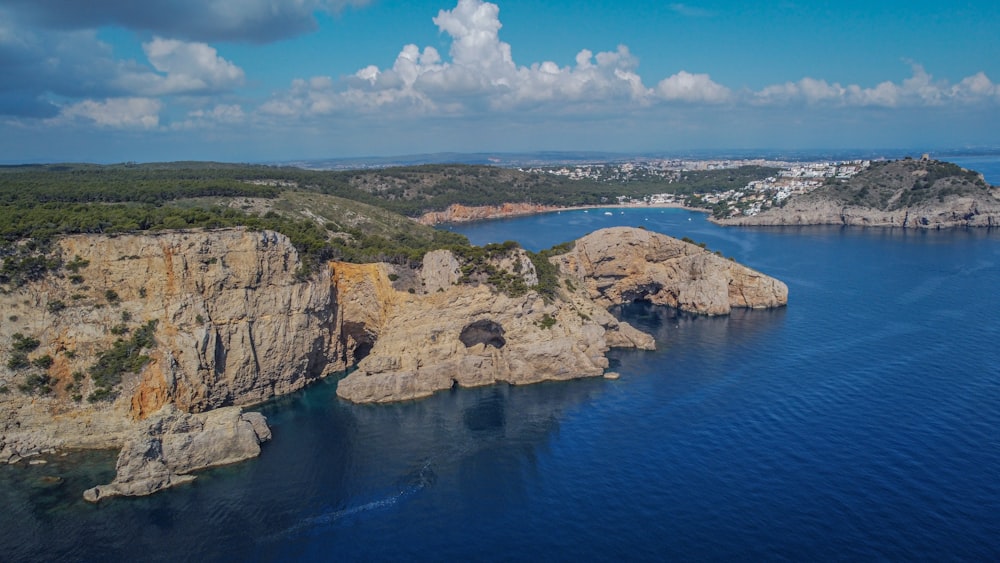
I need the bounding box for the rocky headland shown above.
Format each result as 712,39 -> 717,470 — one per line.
1,226 -> 786,498
714,158 -> 1000,228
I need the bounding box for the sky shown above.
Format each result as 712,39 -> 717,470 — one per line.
1,0 -> 999,163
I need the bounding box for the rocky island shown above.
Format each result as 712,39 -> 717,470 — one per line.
1,225 -> 786,499
713,157 -> 1000,228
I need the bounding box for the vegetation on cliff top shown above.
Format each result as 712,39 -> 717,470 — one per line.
802,158 -> 992,211
1,161 -> 776,291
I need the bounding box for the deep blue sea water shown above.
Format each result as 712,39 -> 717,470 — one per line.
2,158 -> 1000,561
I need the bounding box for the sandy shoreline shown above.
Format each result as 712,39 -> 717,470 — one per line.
420,202 -> 709,225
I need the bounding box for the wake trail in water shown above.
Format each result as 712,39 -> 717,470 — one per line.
263,460 -> 437,542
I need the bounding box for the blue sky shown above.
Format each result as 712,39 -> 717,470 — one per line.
1,0 -> 998,162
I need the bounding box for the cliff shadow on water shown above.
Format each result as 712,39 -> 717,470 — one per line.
205,373 -> 610,556
607,301 -> 788,372
0,370 -> 607,560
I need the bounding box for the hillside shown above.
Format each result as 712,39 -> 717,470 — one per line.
714,158 -> 1000,228
1,162 -> 779,289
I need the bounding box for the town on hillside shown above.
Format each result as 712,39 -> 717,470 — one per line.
525,158 -> 873,217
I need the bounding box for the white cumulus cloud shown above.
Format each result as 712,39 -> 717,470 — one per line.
115,37 -> 245,96
51,97 -> 161,129
656,71 -> 732,103
753,64 -> 999,108
263,0 -> 655,118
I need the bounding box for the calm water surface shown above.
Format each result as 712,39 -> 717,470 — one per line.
3,175 -> 1000,561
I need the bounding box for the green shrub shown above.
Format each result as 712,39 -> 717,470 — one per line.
47,300 -> 66,313
7,352 -> 29,370
537,314 -> 557,330
86,320 -> 158,402
104,289 -> 119,303
65,255 -> 90,273
30,355 -> 53,369
11,333 -> 40,352
18,373 -> 52,395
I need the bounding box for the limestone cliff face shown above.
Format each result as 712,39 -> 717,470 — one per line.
335,247 -> 654,403
554,227 -> 788,315
1,225 -> 788,496
336,228 -> 788,403
1,228 -> 340,468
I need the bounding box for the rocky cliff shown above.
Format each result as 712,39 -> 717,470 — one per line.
336,227 -> 787,402
417,203 -> 561,225
334,248 -> 655,403
1,226 -> 787,497
715,159 -> 1000,228
555,227 -> 788,315
1,228 -> 339,496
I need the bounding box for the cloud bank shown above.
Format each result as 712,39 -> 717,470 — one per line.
262,0 -> 1000,121
1,0 -> 373,43
1,0 -> 997,153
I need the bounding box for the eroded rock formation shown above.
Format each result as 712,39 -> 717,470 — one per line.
1,226 -> 787,497
334,246 -> 654,403
555,227 -> 789,315
335,228 -> 787,403
83,405 -> 270,502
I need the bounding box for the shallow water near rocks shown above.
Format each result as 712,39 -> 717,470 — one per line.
3,180 -> 1000,560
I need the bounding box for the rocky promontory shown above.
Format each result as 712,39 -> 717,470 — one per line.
1,226 -> 786,497
714,158 -> 1000,228
711,158 -> 1000,229
336,227 -> 787,402
556,227 -> 788,315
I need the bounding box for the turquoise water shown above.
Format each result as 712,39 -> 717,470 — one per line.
3,167 -> 1000,561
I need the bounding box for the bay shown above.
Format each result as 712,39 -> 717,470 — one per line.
3,197 -> 1000,561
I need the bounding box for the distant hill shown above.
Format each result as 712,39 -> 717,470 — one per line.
715,158 -> 1000,228
0,160 -> 779,289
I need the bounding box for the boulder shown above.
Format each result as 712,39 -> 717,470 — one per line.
83,405 -> 270,501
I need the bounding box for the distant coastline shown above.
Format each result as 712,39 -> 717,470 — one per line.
419,201 -> 708,226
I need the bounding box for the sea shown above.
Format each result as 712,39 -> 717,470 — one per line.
2,156 -> 999,561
